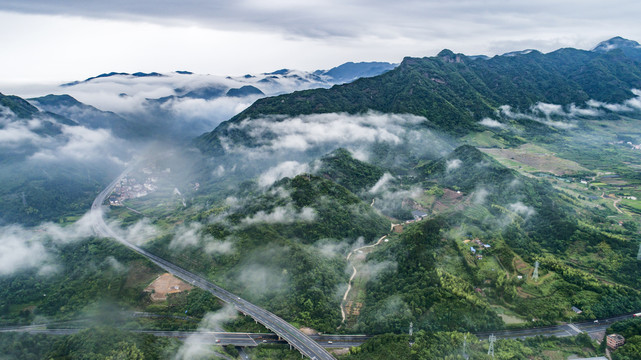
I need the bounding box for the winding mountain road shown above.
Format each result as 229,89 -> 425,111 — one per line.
90,167 -> 335,360
87,167 -> 639,356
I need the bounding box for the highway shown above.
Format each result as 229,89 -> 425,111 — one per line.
0,326 -> 370,348
2,313 -> 637,349
475,313 -> 635,340
85,166 -> 640,356
90,167 -> 336,360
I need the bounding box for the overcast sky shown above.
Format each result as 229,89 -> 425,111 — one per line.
1,0 -> 640,85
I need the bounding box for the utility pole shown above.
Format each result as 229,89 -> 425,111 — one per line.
488,334 -> 496,358
532,261 -> 539,282
463,333 -> 469,360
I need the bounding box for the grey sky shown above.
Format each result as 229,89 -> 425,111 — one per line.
0,0 -> 640,84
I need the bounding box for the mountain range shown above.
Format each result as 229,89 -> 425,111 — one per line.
197,37 -> 641,156
2,37 -> 641,359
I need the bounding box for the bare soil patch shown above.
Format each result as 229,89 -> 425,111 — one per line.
299,327 -> 319,335
144,273 -> 193,301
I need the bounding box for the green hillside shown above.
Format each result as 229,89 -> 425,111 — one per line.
196,47 -> 641,155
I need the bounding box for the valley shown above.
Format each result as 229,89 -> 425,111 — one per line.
2,35 -> 641,360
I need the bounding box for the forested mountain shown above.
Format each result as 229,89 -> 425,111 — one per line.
197,43 -> 641,154
3,38 -> 641,359
0,93 -> 122,224
29,94 -> 138,139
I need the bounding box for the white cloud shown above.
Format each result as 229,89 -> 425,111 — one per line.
0,227 -> 50,276
241,204 -> 316,225
0,211 -> 97,276
313,239 -> 349,258
479,117 -> 506,129
212,164 -> 225,177
30,125 -> 118,162
258,161 -> 310,187
228,112 -> 426,155
499,104 -> 577,129
568,104 -> 600,117
1,1 -> 640,87
508,201 -> 536,217
446,158 -> 462,172
109,218 -> 159,246
204,240 -> 234,255
168,222 -> 235,254
173,304 -> 238,360
0,120 -> 44,147
587,88 -> 641,112
169,222 -> 203,249
372,186 -> 423,216
472,188 -> 490,205
369,173 -> 394,193
533,102 -> 564,116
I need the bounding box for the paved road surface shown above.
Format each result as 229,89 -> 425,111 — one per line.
475,313 -> 635,340
90,167 -> 335,360
2,313 -> 636,349
0,326 -> 369,348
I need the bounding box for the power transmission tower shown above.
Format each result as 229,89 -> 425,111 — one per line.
532,261 -> 539,282
488,334 -> 496,358
409,322 -> 414,347
637,243 -> 641,261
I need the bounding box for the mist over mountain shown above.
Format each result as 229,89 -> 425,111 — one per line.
7,62 -> 395,140
29,94 -> 136,139
197,40 -> 641,156
3,37 -> 641,359
314,61 -> 397,84
592,36 -> 641,63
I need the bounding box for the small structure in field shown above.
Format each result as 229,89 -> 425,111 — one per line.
606,334 -> 625,350
144,273 -> 193,301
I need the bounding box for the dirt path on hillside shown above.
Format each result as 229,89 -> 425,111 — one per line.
613,198 -> 623,213
601,191 -> 624,214
341,235 -> 387,324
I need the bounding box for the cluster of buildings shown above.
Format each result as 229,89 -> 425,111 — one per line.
109,175 -> 158,206
464,238 -> 491,260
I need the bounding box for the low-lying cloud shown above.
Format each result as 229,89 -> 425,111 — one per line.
0,106 -> 129,165
499,104 -> 577,129
492,89 -> 641,131
587,89 -> 641,113
446,158 -> 462,172
369,173 -> 394,194
30,125 -> 120,162
0,212 -> 96,276
241,204 -> 316,225
479,117 -> 506,129
0,209 -> 170,277
169,222 -> 234,254
172,304 -> 238,360
223,111 -> 432,156
508,201 -> 536,217
258,161 -> 310,187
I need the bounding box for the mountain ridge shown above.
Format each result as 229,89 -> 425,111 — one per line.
196,40 -> 641,155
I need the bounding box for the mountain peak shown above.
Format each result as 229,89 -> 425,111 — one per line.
437,49 -> 466,63
30,94 -> 82,107
593,36 -> 641,52
437,49 -> 455,57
